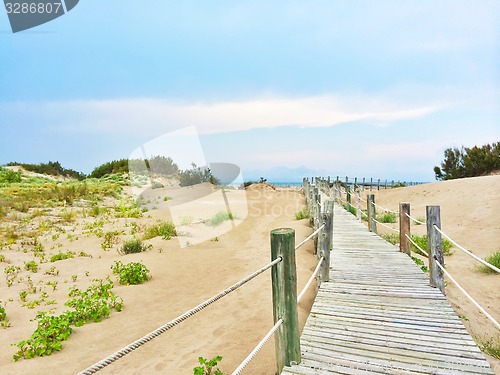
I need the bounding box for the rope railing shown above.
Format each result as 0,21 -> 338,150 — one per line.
295,223 -> 325,251
433,225 -> 500,273
405,233 -> 429,257
77,257 -> 282,375
372,201 -> 398,214
372,219 -> 399,233
433,258 -> 500,330
231,319 -> 283,375
405,212 -> 426,225
297,257 -> 324,303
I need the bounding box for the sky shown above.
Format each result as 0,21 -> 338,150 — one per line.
0,1 -> 499,182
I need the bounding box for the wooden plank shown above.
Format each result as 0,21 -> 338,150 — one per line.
282,204 -> 495,374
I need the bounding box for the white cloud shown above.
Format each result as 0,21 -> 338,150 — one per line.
26,94 -> 445,136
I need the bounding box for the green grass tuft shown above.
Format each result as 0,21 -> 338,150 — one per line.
207,211 -> 235,227
142,221 -> 177,240
377,211 -> 397,223
410,234 -> 453,256
295,209 -> 309,220
478,251 -> 500,274
120,238 -> 150,254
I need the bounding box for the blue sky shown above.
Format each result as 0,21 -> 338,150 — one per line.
1,1 -> 498,182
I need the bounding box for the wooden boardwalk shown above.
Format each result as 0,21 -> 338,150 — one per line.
283,205 -> 495,374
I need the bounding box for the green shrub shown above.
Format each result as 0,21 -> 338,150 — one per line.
294,209 -> 309,220
376,212 -> 397,223
410,235 -> 453,256
111,261 -> 151,285
478,251 -> 500,274
24,260 -> 38,273
120,238 -> 150,254
64,278 -> 123,326
143,221 -> 176,240
207,212 -> 235,227
50,251 -> 75,262
0,168 -> 22,184
13,312 -> 73,361
411,256 -> 429,273
381,233 -> 399,245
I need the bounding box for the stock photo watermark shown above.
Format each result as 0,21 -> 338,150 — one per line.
3,0 -> 78,32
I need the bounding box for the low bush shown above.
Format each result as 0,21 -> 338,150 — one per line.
478,251 -> 500,274
50,251 -> 75,262
143,221 -> 176,240
24,260 -> 38,273
410,234 -> 453,256
294,209 -> 309,220
376,211 -> 397,223
120,238 -> 150,254
111,261 -> 151,285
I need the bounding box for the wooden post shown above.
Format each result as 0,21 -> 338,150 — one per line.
377,179 -> 381,190
356,190 -> 361,221
399,203 -> 411,255
271,228 -> 301,372
367,194 -> 377,233
346,185 -> 351,213
426,206 -> 445,294
370,177 -> 373,191
385,179 -> 388,189
362,177 -> 365,192
319,200 -> 333,282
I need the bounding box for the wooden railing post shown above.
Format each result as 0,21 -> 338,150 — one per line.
319,200 -> 333,282
271,228 -> 301,372
367,194 -> 377,233
426,206 -> 445,294
399,203 -> 411,255
346,185 -> 351,212
356,189 -> 361,221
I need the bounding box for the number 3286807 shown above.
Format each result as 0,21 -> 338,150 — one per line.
5,2 -> 63,14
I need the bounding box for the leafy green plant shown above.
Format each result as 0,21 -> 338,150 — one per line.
295,209 -> 309,220
65,278 -> 123,327
13,312 -> 73,361
0,301 -> 9,328
376,211 -> 397,223
111,261 -> 151,285
143,221 -> 176,240
4,265 -> 21,287
114,200 -> 144,218
44,266 -> 59,276
194,355 -> 224,375
119,238 -> 151,254
101,231 -> 121,250
50,251 -> 75,262
478,251 -> 500,274
410,235 -> 453,256
207,212 -> 235,227
24,260 -> 38,273
19,291 -> 28,302
410,256 -> 429,273
381,233 -> 399,246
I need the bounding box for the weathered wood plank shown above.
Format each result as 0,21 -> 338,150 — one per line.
282,204 -> 494,374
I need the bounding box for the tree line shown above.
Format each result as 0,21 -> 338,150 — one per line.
434,142 -> 499,180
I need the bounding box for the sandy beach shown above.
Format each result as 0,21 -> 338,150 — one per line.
1,175 -> 499,374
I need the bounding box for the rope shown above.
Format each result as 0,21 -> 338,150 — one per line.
297,257 -> 324,303
433,225 -> 500,273
433,258 -> 500,330
231,319 -> 283,375
373,219 -> 399,233
372,202 -> 398,214
77,257 -> 282,375
405,212 -> 426,225
295,223 -> 325,251
405,234 -> 429,257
